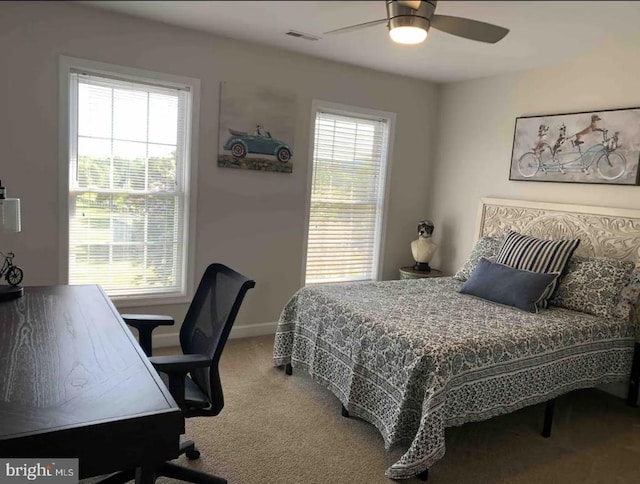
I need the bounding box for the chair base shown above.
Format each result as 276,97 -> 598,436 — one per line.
97,440 -> 225,484
98,464 -> 226,484
158,462 -> 226,484
96,469 -> 136,484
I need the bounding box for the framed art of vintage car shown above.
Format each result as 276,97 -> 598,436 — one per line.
217,81 -> 296,174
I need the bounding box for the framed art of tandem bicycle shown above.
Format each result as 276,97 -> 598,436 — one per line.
509,107 -> 640,185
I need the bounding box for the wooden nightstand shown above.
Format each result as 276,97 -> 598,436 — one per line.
399,266 -> 444,280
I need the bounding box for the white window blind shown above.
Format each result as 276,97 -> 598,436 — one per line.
305,110 -> 390,284
68,71 -> 191,297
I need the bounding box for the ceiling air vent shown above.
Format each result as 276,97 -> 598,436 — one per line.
285,30 -> 321,41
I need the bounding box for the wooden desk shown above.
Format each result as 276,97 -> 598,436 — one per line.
0,285 -> 183,480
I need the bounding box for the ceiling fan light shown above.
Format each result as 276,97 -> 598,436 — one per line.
389,25 -> 427,44
386,4 -> 431,45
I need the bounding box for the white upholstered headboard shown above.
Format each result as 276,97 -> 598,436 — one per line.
476,198 -> 640,264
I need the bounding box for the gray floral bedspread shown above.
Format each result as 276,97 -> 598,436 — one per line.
272,277 -> 635,479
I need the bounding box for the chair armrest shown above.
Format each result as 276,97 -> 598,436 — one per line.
121,314 -> 175,327
149,354 -> 210,374
149,354 -> 210,409
122,314 -> 175,357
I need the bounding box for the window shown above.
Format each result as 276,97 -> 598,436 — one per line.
62,58 -> 198,301
304,103 -> 393,284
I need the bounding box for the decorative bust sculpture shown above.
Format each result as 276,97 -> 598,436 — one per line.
411,219 -> 437,272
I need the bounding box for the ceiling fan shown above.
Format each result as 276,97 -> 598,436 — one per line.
324,0 -> 509,45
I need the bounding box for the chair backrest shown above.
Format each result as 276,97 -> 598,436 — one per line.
180,263 -> 255,415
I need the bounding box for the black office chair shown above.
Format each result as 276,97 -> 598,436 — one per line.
115,263 -> 255,484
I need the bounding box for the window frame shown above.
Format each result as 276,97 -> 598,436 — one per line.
301,100 -> 396,286
58,56 -> 200,307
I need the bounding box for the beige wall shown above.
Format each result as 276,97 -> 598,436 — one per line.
0,2 -> 437,336
429,35 -> 640,276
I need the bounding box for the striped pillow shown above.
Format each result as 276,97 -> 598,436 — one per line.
496,231 -> 580,308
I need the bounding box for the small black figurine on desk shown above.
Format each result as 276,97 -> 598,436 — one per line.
411,219 -> 437,272
0,251 -> 24,300
0,252 -> 23,287
0,180 -> 24,301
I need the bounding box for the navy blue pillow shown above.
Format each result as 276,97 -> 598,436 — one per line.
459,258 -> 560,313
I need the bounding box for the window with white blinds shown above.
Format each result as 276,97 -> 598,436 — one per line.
67,70 -> 192,298
305,108 -> 391,284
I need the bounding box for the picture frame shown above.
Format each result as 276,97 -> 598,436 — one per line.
217,81 -> 296,174
509,107 -> 640,185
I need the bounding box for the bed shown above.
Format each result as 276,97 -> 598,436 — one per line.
272,198 -> 640,480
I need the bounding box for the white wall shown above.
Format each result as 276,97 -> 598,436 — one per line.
0,2 -> 438,340
429,35 -> 640,275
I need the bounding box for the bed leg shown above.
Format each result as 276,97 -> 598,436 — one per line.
341,404 -> 350,418
285,363 -> 292,376
626,342 -> 640,407
542,398 -> 555,438
417,469 -> 429,481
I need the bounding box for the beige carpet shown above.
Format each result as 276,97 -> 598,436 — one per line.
140,336 -> 640,483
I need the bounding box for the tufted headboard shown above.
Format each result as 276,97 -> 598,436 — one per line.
476,197 -> 640,263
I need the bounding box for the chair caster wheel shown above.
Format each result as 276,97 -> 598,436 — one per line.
186,449 -> 201,460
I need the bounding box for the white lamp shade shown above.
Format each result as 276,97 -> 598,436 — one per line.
389,26 -> 428,44
1,198 -> 21,233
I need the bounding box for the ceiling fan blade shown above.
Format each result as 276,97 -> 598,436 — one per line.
397,0 -> 422,9
431,15 -> 509,43
324,18 -> 387,36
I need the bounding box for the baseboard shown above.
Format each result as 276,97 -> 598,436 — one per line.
229,321 -> 279,339
153,321 -> 278,348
